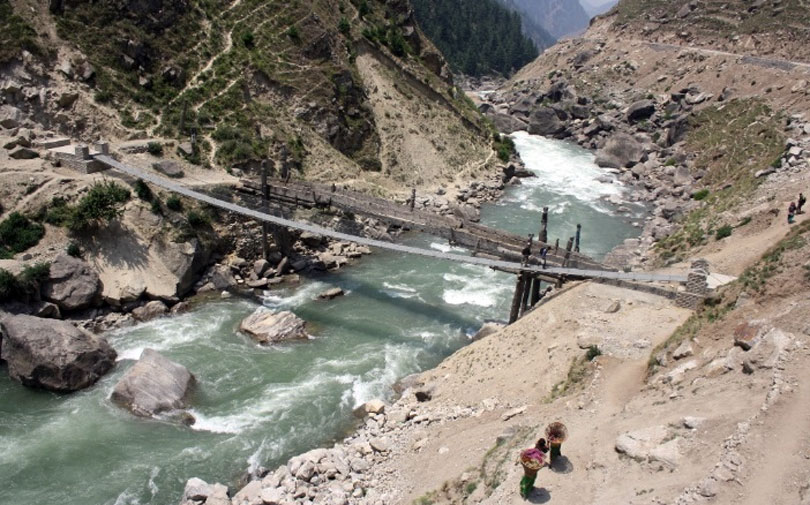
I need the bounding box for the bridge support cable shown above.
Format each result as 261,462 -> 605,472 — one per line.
95,155 -> 688,284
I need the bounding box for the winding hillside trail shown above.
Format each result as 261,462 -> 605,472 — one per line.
582,37 -> 810,72
738,360 -> 810,505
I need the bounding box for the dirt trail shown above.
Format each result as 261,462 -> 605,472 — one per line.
739,358 -> 810,505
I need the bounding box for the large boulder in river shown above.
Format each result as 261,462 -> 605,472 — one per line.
111,349 -> 195,419
0,314 -> 116,392
594,133 -> 646,168
489,113 -> 528,134
239,309 -> 308,344
43,254 -> 101,311
528,107 -> 565,137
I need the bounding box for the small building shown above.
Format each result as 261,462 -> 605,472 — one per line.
49,142 -> 110,174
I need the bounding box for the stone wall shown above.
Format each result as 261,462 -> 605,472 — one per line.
675,259 -> 711,309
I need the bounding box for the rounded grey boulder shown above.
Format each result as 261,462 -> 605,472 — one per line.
0,314 -> 116,392
42,254 -> 101,312
111,348 -> 195,418
239,309 -> 308,344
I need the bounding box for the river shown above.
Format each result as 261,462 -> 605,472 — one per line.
0,133 -> 642,505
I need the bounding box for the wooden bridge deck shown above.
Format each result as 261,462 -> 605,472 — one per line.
95,155 -> 688,284
239,178 -> 606,272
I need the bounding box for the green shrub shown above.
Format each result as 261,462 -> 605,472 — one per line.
45,196 -> 73,226
358,0 -> 370,18
715,225 -> 733,240
134,180 -> 153,201
387,30 -> 409,57
241,31 -> 255,49
186,209 -> 210,227
94,89 -> 113,104
66,242 -> 82,258
664,158 -> 676,166
147,142 -> 164,156
0,262 -> 49,302
338,17 -> 350,36
18,262 -> 50,291
586,345 -> 602,361
692,188 -> 710,201
150,199 -> 163,215
68,181 -> 130,232
0,212 -> 45,259
0,268 -> 19,301
166,195 -> 183,211
286,26 -> 300,42
493,134 -> 515,163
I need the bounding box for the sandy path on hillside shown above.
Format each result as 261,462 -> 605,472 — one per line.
738,359 -> 810,505
386,282 -> 692,505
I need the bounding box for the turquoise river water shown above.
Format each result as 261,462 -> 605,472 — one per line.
0,132 -> 643,505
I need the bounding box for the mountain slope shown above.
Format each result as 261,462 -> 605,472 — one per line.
2,0 -> 495,195
499,0 -> 591,39
411,0 -> 540,77
580,0 -> 619,17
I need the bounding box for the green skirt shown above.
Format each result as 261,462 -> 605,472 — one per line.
520,474 -> 537,498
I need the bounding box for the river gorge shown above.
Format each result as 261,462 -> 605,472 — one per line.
0,133 -> 642,505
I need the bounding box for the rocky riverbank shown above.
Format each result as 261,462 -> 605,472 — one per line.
472,77 -> 810,268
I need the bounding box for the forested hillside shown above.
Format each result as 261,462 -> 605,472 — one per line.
411,0 -> 539,77
498,0 -> 557,50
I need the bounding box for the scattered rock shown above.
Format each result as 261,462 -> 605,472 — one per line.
672,341 -> 694,360
369,437 -> 391,453
733,322 -> 761,350
152,160 -> 184,178
171,301 -> 191,315
683,416 -> 706,429
594,133 -> 645,168
9,146 -> 38,159
604,300 -> 621,313
111,348 -> 195,419
131,300 -> 169,322
230,480 -> 262,505
502,406 -> 527,421
362,399 -> 386,415
253,259 -> 270,277
0,104 -> 23,129
665,359 -> 698,384
626,99 -> 656,122
616,425 -> 679,466
209,264 -> 237,291
528,106 -> 565,137
177,142 -> 193,156
239,309 -> 309,344
58,92 -> 79,108
0,314 -> 116,392
317,287 -> 345,300
183,477 -> 213,502
472,322 -> 504,340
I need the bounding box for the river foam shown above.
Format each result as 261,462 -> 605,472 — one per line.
510,131 -> 626,211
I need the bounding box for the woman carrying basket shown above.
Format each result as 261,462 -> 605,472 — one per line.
518,438 -> 549,498
545,421 -> 568,465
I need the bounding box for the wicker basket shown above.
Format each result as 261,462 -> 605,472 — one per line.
545,422 -> 568,445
